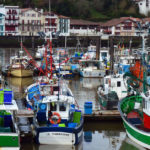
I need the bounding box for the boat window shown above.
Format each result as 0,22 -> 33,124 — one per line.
117,81 -> 121,87
53,86 -> 59,91
50,102 -> 57,111
105,79 -> 108,84
59,103 -> 66,111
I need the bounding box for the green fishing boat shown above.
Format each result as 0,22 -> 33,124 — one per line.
0,90 -> 20,150
118,36 -> 150,149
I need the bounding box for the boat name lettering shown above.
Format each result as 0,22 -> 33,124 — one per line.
52,133 -> 69,136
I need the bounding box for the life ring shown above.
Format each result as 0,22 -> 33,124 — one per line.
49,112 -> 61,124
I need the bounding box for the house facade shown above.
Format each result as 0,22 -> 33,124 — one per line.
19,8 -> 44,36
101,17 -> 143,37
58,15 -> 70,36
70,19 -> 100,36
135,0 -> 150,16
43,12 -> 59,36
5,6 -> 20,36
0,6 -> 5,36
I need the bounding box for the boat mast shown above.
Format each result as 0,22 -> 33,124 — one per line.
142,35 -> 147,93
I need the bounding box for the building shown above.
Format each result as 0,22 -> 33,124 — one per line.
100,17 -> 143,37
135,0 -> 150,16
43,11 -> 59,37
70,19 -> 100,36
19,8 -> 44,36
5,6 -> 20,36
58,15 -> 70,36
0,6 -> 5,36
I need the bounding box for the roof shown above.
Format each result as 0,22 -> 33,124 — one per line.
43,11 -> 57,16
21,8 -> 32,13
21,8 -> 42,14
101,17 -> 142,27
70,19 -> 99,26
58,15 -> 70,19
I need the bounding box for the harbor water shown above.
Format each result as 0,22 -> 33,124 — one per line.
0,48 -> 146,150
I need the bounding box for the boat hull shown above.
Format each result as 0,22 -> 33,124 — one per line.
122,117 -> 150,149
0,133 -> 19,148
80,70 -> 105,77
10,69 -> 33,77
35,120 -> 83,145
36,128 -> 83,145
118,96 -> 150,149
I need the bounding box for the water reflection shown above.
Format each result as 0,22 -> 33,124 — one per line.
68,77 -> 102,111
80,77 -> 102,89
7,77 -> 34,99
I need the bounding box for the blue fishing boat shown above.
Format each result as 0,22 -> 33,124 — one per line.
25,34 -> 83,145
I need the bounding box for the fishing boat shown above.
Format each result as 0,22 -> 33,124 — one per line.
118,37 -> 150,149
25,34 -> 83,145
54,48 -> 74,78
8,51 -> 33,77
79,60 -> 105,77
35,45 -> 45,60
97,73 -> 127,110
0,89 -> 20,149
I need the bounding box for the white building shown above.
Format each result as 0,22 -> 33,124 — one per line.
19,8 -> 44,36
58,15 -> 70,36
5,6 -> 20,36
136,0 -> 150,16
70,19 -> 100,36
0,5 -> 5,36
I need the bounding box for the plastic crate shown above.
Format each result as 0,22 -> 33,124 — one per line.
73,110 -> 81,124
4,89 -> 12,105
68,122 -> 77,128
0,89 -> 4,105
84,102 -> 93,115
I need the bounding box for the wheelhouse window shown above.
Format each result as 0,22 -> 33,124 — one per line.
117,81 -> 121,87
59,102 -> 66,111
50,102 -> 57,111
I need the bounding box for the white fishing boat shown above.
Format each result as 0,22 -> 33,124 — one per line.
35,45 -> 45,59
97,73 -> 127,110
79,60 -> 105,77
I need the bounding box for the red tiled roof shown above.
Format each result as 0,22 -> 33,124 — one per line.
143,18 -> 150,22
101,17 -> 142,27
43,11 -> 57,15
21,8 -> 42,14
21,8 -> 32,13
70,19 -> 99,25
58,15 -> 70,19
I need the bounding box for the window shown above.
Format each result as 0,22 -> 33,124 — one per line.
117,81 -> 121,87
50,102 -> 57,111
123,26 -> 132,30
59,103 -> 66,111
115,27 -> 120,30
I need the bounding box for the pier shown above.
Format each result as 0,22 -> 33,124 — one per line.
84,110 -> 121,121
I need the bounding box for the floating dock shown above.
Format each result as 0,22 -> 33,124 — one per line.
84,110 -> 121,121
16,108 -> 121,121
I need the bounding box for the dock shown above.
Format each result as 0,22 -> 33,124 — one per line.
16,108 -> 121,121
84,110 -> 121,121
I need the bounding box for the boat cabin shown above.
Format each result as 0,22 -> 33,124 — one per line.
79,60 -> 102,70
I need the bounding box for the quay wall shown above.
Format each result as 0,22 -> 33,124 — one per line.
0,36 -> 145,49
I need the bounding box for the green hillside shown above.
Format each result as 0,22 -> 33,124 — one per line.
1,0 -> 145,21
